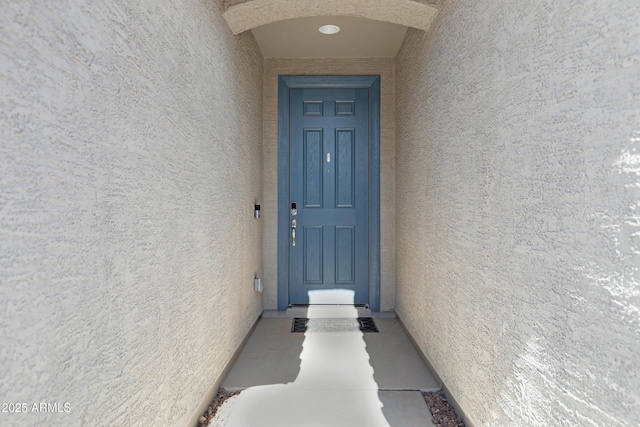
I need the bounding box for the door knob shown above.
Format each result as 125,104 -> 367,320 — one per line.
291,219 -> 297,247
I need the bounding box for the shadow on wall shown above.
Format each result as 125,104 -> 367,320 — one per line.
214,290 -> 391,427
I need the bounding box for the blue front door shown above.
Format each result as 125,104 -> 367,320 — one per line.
288,87 -> 369,305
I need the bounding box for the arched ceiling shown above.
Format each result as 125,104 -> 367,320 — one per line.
222,0 -> 439,35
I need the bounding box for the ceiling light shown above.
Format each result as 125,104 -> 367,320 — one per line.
319,24 -> 340,35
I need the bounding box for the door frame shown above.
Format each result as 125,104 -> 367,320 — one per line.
277,75 -> 381,311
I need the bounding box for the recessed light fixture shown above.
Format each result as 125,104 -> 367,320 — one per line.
319,24 -> 340,35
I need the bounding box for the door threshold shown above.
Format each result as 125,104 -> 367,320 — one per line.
288,304 -> 369,308
263,306 -> 373,319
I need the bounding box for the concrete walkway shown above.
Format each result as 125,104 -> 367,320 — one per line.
210,305 -> 439,427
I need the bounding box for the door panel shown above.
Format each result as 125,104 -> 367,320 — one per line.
335,129 -> 355,208
303,226 -> 323,284
289,88 -> 369,305
303,129 -> 323,208
335,226 -> 355,284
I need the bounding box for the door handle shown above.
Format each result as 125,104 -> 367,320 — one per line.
291,219 -> 297,247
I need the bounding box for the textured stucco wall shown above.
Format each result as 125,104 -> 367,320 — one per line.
221,0 -> 438,34
396,0 -> 640,426
263,58 -> 396,311
1,1 -> 263,426
222,0 -> 440,8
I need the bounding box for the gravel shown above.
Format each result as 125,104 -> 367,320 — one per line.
422,390 -> 465,427
198,389 -> 239,427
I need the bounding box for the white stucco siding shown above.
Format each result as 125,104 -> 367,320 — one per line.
396,0 -> 640,426
1,1 -> 263,426
221,0 -> 438,34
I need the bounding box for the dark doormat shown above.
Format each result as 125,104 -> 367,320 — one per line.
291,317 -> 379,333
